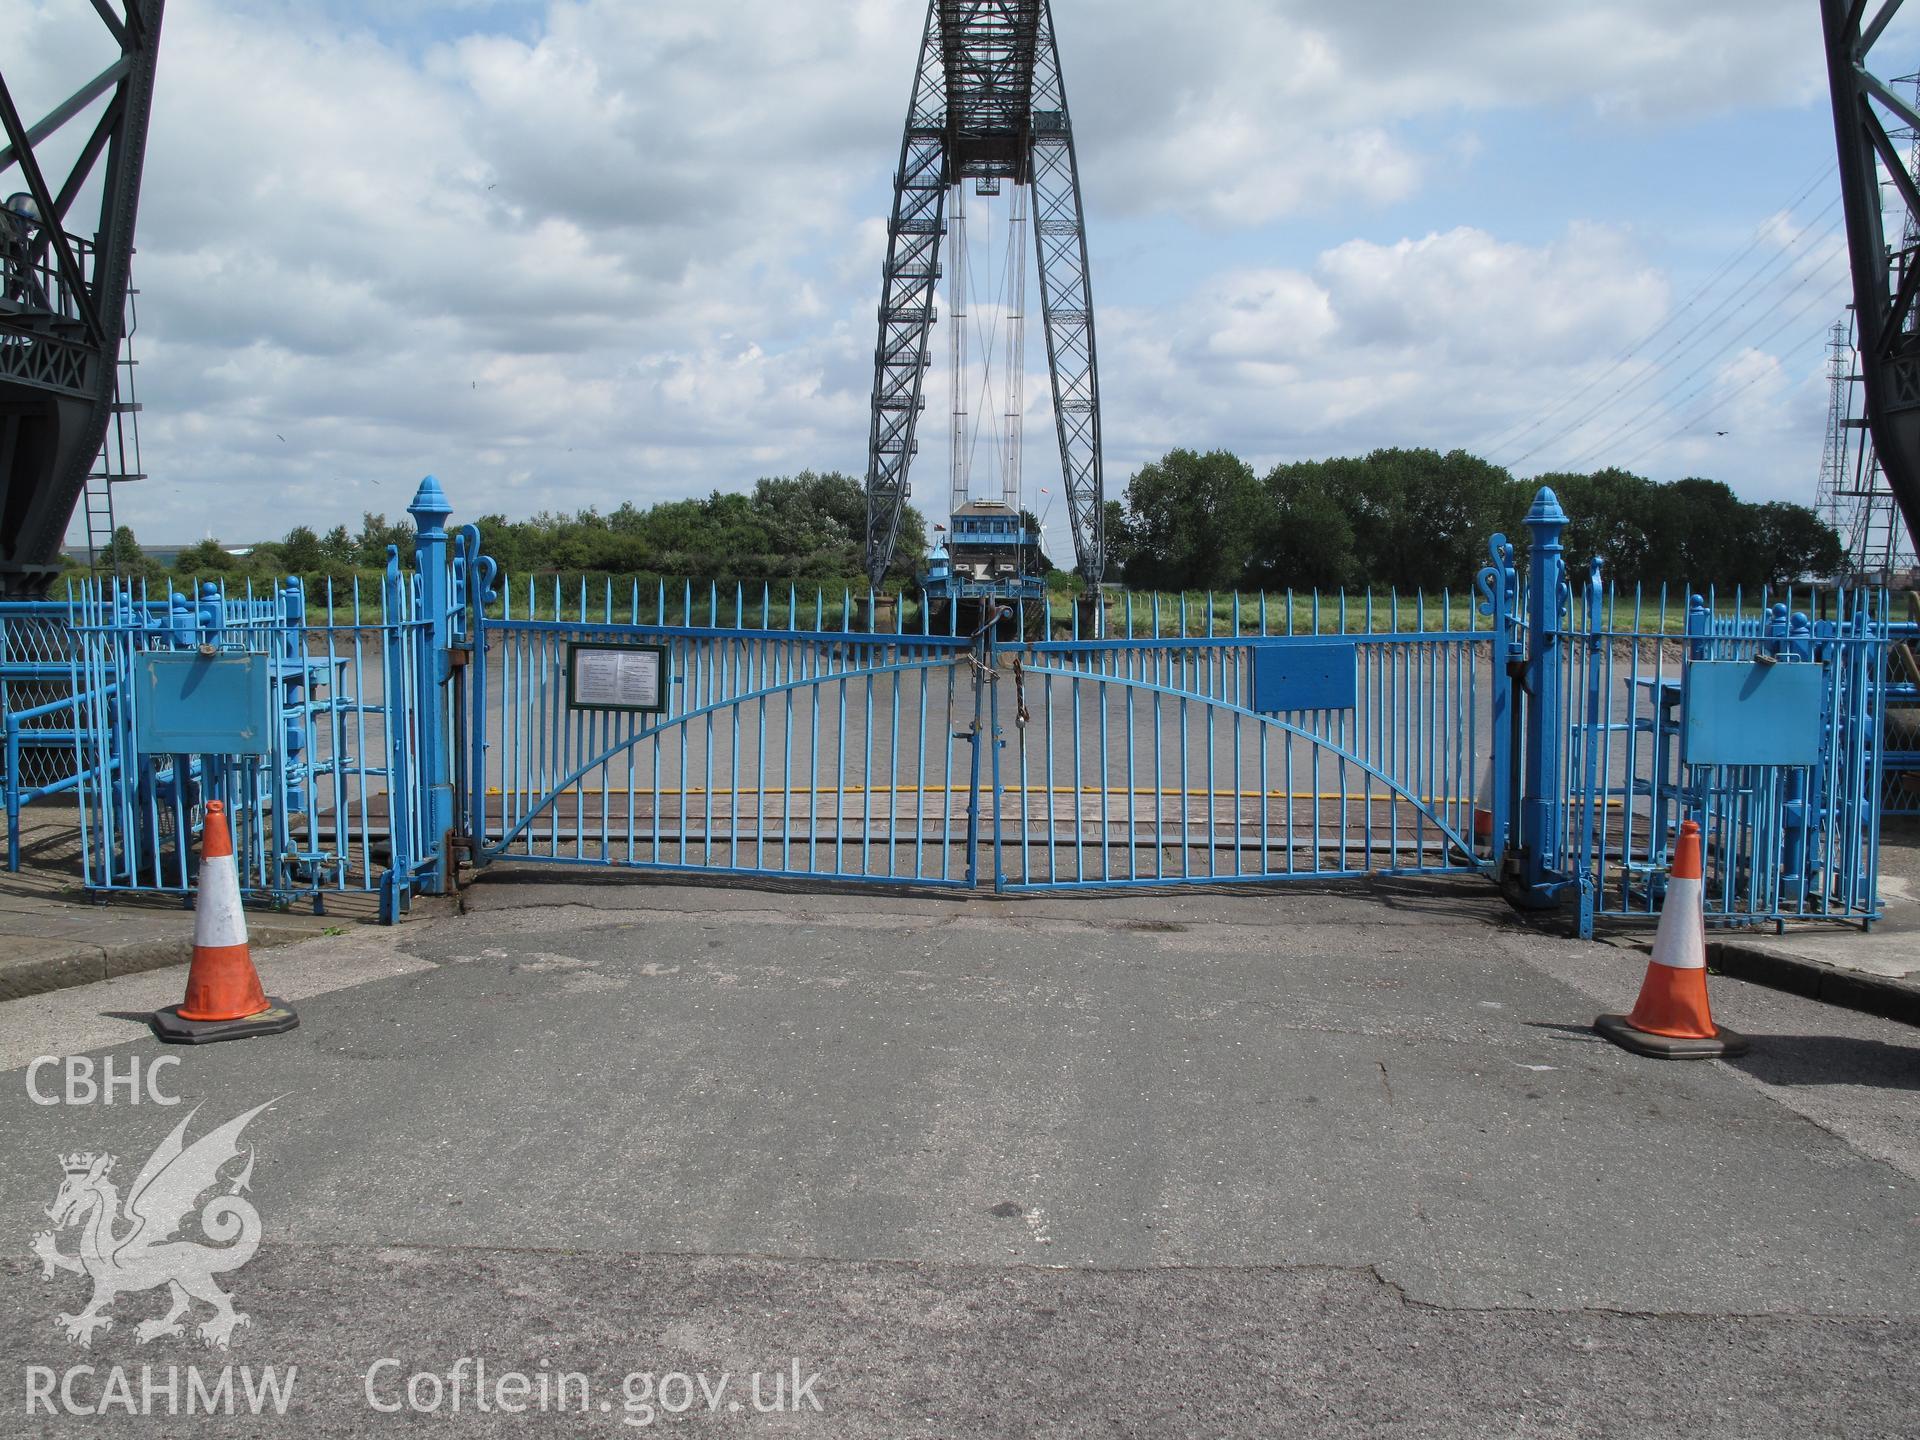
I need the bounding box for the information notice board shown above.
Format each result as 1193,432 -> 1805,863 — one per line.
565,642 -> 669,714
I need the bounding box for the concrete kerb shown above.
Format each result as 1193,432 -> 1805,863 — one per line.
2,917 -> 305,1002
0,796 -> 459,1001
0,897 -> 455,1002
1708,938 -> 1920,1029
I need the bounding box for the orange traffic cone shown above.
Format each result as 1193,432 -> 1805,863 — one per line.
152,801 -> 299,1044
1594,819 -> 1747,1059
1473,758 -> 1496,844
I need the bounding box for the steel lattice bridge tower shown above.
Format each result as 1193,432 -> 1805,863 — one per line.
863,0 -> 1104,587
0,0 -> 164,597
1822,0 -> 1920,557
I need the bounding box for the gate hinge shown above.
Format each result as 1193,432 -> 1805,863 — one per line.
448,646 -> 471,670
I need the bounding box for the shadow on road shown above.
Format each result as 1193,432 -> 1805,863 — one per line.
1729,1033 -> 1920,1091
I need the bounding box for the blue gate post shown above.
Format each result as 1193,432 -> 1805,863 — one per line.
409,475 -> 456,896
1512,486 -> 1571,909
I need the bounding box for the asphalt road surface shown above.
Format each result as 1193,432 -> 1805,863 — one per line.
1,874 -> 1915,1437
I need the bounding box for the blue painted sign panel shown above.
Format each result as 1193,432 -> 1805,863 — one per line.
1251,640 -> 1357,713
1682,660 -> 1824,768
134,651 -> 273,756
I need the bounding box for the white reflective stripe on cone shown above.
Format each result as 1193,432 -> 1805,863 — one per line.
193,853 -> 250,950
1648,875 -> 1706,970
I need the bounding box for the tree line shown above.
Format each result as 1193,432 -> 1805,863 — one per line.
91,450 -> 1840,595
94,472 -> 926,590
1108,448 -> 1842,593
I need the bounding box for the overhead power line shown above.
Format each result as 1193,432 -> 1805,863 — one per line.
1590,276 -> 1853,473
1553,267 -> 1850,473
1476,161 -> 1837,462
1505,205 -> 1844,471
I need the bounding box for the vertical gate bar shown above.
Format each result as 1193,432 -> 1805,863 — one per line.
1201,676 -> 1215,877
558,611 -> 574,859
672,640 -> 688,865
323,589 -> 345,888
802,648 -> 817,875
940,659 -> 956,882
988,635 -> 1006,892
1357,642 -> 1371,873
1043,664 -> 1058,882
1232,661 -> 1244,876
965,639 -> 984,889
354,582 -> 374,879
780,642 -> 794,873
829,665 -> 844,875
1013,651 -> 1030,883
739,633 -> 758,863
1258,682 -> 1272,875
1072,654 -> 1086,882
381,558 -> 414,919
1123,647 -> 1138,880
1099,672 -> 1113,879
863,663 -> 876,877
1381,630 -> 1394,871
886,643 -> 901,877
1305,664 -> 1318,874
502,581 -> 515,853
915,657 -> 930,879
1177,693 -> 1191,880
1147,600 -> 1162,864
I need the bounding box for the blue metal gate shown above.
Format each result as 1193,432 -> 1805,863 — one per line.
462,566 -> 1512,895
466,576 -> 984,888
981,592 -> 1502,891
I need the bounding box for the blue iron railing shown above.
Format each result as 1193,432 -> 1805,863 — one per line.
1562,576 -> 1888,937
2,477 -> 1902,935
50,488 -> 450,921
1884,618 -> 1919,817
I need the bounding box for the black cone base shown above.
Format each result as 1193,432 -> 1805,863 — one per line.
151,999 -> 300,1045
1594,1012 -> 1749,1060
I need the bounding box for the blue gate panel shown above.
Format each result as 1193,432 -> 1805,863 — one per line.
1682,660 -> 1824,768
1250,640 -> 1356,713
133,651 -> 272,756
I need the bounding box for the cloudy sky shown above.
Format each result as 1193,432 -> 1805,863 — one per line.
9,0 -> 1910,550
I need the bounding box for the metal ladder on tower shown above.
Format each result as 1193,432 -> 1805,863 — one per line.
82,285 -> 145,573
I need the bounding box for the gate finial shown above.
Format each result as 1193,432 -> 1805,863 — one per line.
408,474 -> 452,535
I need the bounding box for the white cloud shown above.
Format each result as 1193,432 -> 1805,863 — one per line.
0,0 -> 1861,551
1088,219 -> 1838,507
1063,0 -> 1828,224
1317,224 -> 1667,363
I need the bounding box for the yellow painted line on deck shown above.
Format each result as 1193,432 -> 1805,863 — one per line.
487,785 -> 1479,803
482,784 -> 1631,810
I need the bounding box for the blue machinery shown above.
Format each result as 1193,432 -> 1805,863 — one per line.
2,479 -> 455,920
920,502 -> 1048,615
1,478 -> 1904,937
